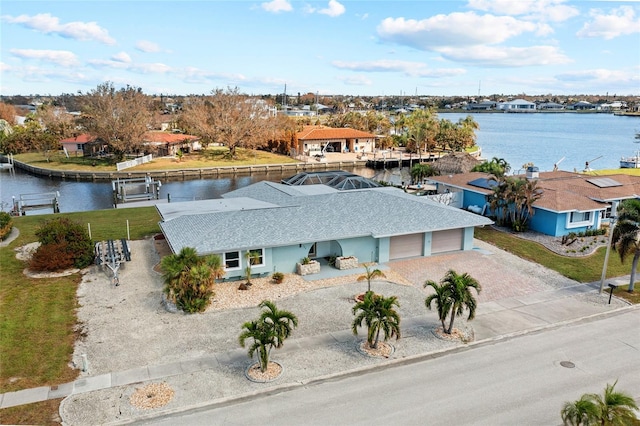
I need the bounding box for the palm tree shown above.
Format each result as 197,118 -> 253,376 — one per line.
424,279 -> 452,330
561,381 -> 638,425
589,380 -> 638,425
441,270 -> 481,334
561,395 -> 600,425
160,247 -> 224,313
238,320 -> 276,373
612,199 -> 640,292
258,300 -> 298,349
239,300 -> 298,373
357,264 -> 386,293
352,291 -> 401,349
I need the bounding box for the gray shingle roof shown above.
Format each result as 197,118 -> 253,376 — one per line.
159,182 -> 492,255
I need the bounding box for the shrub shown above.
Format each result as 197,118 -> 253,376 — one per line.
272,272 -> 284,284
30,241 -> 75,271
32,217 -> 94,271
0,211 -> 12,241
301,257 -> 310,265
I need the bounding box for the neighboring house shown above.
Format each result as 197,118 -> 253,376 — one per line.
497,99 -> 536,112
297,126 -> 377,156
538,102 -> 565,110
143,131 -> 201,156
465,100 -> 497,110
59,134 -> 105,157
568,101 -> 595,110
157,180 -> 492,280
427,170 -> 640,237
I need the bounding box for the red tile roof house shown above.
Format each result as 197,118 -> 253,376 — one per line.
142,131 -> 201,157
427,169 -> 640,237
296,126 -> 377,157
59,134 -> 105,157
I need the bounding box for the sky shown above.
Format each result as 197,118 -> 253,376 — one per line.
1,0 -> 639,97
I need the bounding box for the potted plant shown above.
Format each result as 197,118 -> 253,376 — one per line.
296,257 -> 320,276
272,272 -> 284,284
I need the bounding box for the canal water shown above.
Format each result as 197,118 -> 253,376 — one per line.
0,112 -> 637,214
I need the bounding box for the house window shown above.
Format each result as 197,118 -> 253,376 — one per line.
223,251 -> 240,270
308,243 -> 317,258
570,211 -> 591,223
76,144 -> 83,150
247,249 -> 264,267
567,211 -> 594,229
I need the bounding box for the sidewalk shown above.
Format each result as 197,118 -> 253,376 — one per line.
0,277 -> 635,425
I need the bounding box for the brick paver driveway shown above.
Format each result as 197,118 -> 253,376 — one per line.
388,239 -> 579,303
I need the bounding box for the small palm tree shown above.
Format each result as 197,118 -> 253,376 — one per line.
612,199 -> 640,292
352,291 -> 401,349
239,300 -> 298,373
244,251 -> 260,285
357,264 -> 386,293
238,320 -> 276,373
258,300 -> 298,349
441,269 -> 481,334
561,381 -> 638,425
561,395 -> 600,425
424,279 -> 452,330
589,380 -> 638,425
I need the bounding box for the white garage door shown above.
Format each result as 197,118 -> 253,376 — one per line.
431,229 -> 463,254
390,233 -> 424,260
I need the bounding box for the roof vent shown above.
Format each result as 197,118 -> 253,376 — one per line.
526,166 -> 539,179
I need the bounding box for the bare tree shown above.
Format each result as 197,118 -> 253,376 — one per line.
0,103 -> 17,124
78,82 -> 152,161
35,104 -> 75,140
180,87 -> 274,158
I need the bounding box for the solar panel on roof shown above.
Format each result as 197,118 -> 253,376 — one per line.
586,178 -> 622,188
467,178 -> 498,190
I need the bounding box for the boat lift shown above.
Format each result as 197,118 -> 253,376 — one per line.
11,191 -> 60,216
95,239 -> 131,286
112,176 -> 161,207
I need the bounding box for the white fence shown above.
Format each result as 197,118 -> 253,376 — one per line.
116,154 -> 153,171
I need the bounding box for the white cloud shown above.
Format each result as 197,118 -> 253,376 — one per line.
556,68 -> 639,85
377,12 -> 538,50
9,49 -> 79,67
577,6 -> 640,39
439,45 -> 571,67
331,59 -> 465,78
337,74 -> 372,86
319,0 -> 346,17
111,52 -> 132,63
467,0 -> 579,22
261,0 -> 292,13
131,63 -> 172,74
2,13 -> 115,45
135,40 -> 161,53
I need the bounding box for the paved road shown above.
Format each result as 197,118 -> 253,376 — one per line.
139,309 -> 640,426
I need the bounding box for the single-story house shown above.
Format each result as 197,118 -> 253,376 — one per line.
157,180 -> 493,280
297,126 -> 377,156
497,99 -> 536,112
143,131 -> 201,156
59,134 -> 105,157
427,170 -> 640,237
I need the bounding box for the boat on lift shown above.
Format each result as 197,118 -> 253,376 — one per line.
620,150 -> 640,168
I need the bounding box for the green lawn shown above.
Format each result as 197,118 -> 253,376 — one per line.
0,207 -> 161,424
12,147 -> 298,172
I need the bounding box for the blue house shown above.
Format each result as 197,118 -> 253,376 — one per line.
428,170 -> 640,237
157,179 -> 493,280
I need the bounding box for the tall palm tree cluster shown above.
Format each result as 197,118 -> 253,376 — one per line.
561,380 -> 638,425
489,176 -> 543,232
424,269 -> 481,335
472,156 -> 511,177
160,247 -> 225,313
